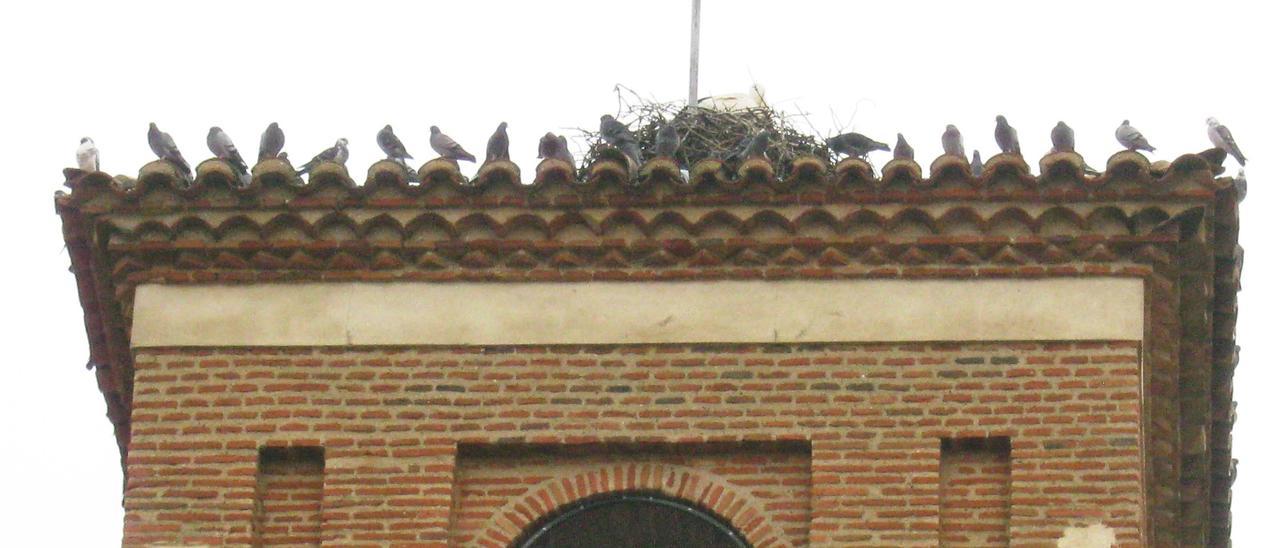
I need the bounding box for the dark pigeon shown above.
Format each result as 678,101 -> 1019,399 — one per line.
147,122 -> 192,177
994,115 -> 1021,156
942,124 -> 965,158
207,127 -> 248,174
893,133 -> 914,161
1050,121 -> 1075,153
1207,118 -> 1246,165
730,130 -> 770,162
1115,120 -> 1155,152
599,114 -> 642,167
377,124 -> 413,163
485,122 -> 510,163
655,123 -> 681,158
537,132 -> 575,166
826,131 -> 890,159
970,150 -> 983,177
429,126 -> 476,163
258,122 -> 285,161
297,138 -> 349,175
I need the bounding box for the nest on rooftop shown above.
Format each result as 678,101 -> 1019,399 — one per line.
577,87 -> 835,178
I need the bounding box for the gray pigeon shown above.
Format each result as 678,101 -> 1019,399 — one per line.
258,122 -> 285,161
537,132 -> 575,166
655,123 -> 681,158
429,126 -> 476,163
207,127 -> 248,174
599,115 -> 642,167
1207,118 -> 1246,166
826,132 -> 890,159
729,130 -> 770,162
147,122 -> 192,176
970,150 -> 983,177
485,122 -> 510,163
377,124 -> 413,165
1050,121 -> 1075,153
994,115 -> 1020,156
942,125 -> 965,158
76,137 -> 99,171
893,133 -> 914,161
1115,120 -> 1155,152
557,135 -> 575,167
297,138 -> 349,175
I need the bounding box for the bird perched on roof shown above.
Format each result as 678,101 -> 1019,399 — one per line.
258,122 -> 285,161
1114,120 -> 1155,152
727,130 -> 770,163
942,125 -> 965,158
207,127 -> 248,175
377,124 -> 413,165
429,126 -> 476,163
537,132 -> 575,166
76,137 -> 99,172
599,115 -> 642,168
970,150 -> 983,177
147,123 -> 192,177
827,131 -> 890,159
654,123 -> 681,159
1050,121 -> 1075,153
994,115 -> 1021,156
297,138 -> 349,175
893,133 -> 914,161
485,122 -> 510,163
1206,118 -> 1246,166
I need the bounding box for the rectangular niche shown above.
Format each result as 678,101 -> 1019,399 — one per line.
939,437 -> 1012,547
254,446 -> 324,547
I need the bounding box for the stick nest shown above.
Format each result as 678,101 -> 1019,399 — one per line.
576,87 -> 835,178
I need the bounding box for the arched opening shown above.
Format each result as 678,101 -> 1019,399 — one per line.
512,490 -> 751,548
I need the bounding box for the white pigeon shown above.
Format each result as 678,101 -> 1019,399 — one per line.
76,137 -> 99,171
1206,118 -> 1246,166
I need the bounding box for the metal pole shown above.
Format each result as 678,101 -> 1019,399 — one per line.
688,0 -> 701,106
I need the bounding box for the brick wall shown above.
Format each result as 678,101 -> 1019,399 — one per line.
125,341 -> 1143,547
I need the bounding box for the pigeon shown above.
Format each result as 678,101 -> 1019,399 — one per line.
485,122 -> 510,163
297,138 -> 349,174
942,125 -> 965,158
599,114 -> 642,167
537,132 -> 575,166
826,131 -> 890,159
1050,121 -> 1075,153
729,130 -> 770,162
429,126 -> 476,163
655,123 -> 681,158
147,122 -> 192,176
1206,118 -> 1246,166
557,135 -> 575,167
377,124 -> 413,164
892,133 -> 914,161
994,115 -> 1021,156
207,127 -> 248,174
1115,120 -> 1155,152
76,137 -> 99,171
258,122 -> 285,161
970,150 -> 983,177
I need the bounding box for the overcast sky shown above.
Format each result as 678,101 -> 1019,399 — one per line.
1,0 -> 1275,544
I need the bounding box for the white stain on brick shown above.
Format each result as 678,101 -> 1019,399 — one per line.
1057,523 -> 1117,548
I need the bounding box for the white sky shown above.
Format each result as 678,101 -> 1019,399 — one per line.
1,0 -> 1275,544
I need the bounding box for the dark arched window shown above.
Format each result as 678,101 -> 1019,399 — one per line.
513,490 -> 751,548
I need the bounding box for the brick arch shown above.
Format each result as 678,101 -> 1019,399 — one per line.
477,463 -> 793,548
